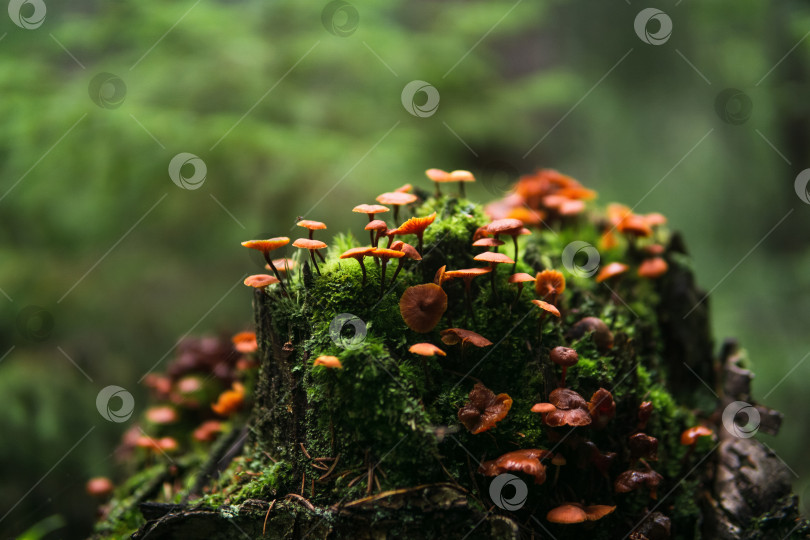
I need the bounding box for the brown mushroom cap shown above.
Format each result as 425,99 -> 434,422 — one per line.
399,243 -> 422,261
550,387 -> 588,410
629,433 -> 659,461
534,388 -> 592,427
353,204 -> 389,216
680,425 -> 713,446
486,218 -> 524,235
638,257 -> 668,279
86,477 -> 115,498
388,212 -> 437,236
241,237 -> 290,252
458,382 -> 513,435
547,503 -> 588,524
296,219 -> 326,231
615,469 -> 663,497
508,272 -> 536,284
531,402 -> 556,414
535,269 -> 566,301
531,299 -> 561,318
584,505 -> 616,521
371,248 -> 405,260
472,237 -> 505,248
567,317 -> 614,351
292,238 -> 328,250
474,251 -> 515,265
376,192 -> 418,206
365,219 -> 388,231
339,247 -> 375,259
479,448 -> 551,485
444,267 -> 492,281
550,346 -> 579,367
596,262 -> 630,283
399,283 -> 448,333
588,388 -> 616,428
440,328 -> 493,348
313,355 -> 343,369
244,274 -> 279,288
434,265 -> 447,285
408,342 -> 446,357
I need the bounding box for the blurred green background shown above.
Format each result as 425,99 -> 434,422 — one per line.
2,0 -> 809,537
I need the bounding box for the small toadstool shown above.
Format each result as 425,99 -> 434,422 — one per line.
399,283 -> 448,333
458,382 -> 513,434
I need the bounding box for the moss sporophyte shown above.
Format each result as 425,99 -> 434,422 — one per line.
91,167 -> 808,539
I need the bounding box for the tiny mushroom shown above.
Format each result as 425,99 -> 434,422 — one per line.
552,454 -> 567,485
297,219 -> 327,261
567,316 -> 614,352
680,425 -> 713,446
387,242 -> 422,287
550,346 -> 579,388
638,257 -> 668,279
365,219 -> 389,248
86,477 -> 115,498
313,355 -> 343,369
352,203 -> 389,223
241,238 -> 290,292
596,262 -> 629,283
479,448 -> 551,485
458,382 -> 513,435
269,257 -> 297,275
588,388 -> 616,429
193,420 -> 224,443
547,503 -> 615,524
508,272 -> 536,309
145,405 -> 178,425
628,432 -> 659,461
535,269 -> 566,305
387,212 -> 436,253
472,237 -> 505,250
425,168 -> 452,197
211,382 -> 245,417
637,401 -> 654,431
473,251 -> 515,298
399,283 -> 448,333
409,342 -> 446,357
531,299 -> 561,318
441,328 -> 493,359
376,191 -> 418,224
232,331 -> 258,354
486,218 -> 526,268
531,388 -> 592,427
243,274 -> 279,290
372,248 -> 405,297
615,468 -> 663,499
449,169 -> 475,197
293,238 -> 328,276
444,267 -> 492,319
339,246 -> 376,288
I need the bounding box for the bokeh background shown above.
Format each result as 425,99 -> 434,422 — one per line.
2,0 -> 810,537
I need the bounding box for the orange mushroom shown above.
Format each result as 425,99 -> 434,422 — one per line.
531,388 -> 592,427
296,219 -> 326,240
293,238 -> 328,275
145,405 -> 178,425
241,238 -> 290,292
508,272 -> 535,309
244,274 -> 279,289
588,388 -> 616,429
546,503 -> 587,524
486,218 -> 526,268
399,283 -> 448,333
313,355 -> 343,369
365,219 -> 389,248
372,248 -> 405,297
352,203 -> 389,222
474,251 -> 515,299
408,342 -> 446,357
595,262 -> 629,283
211,382 -> 245,416
535,269 -> 566,305
441,328 -> 493,349
449,169 -> 475,197
531,299 -> 561,318
395,183 -> 413,193
638,257 -> 668,279
387,212 -> 436,253
86,477 -> 114,498
268,257 -> 297,275
425,168 -> 452,197
680,425 -> 713,446
444,267 -> 492,319
193,420 -> 224,443
479,448 -> 551,484
457,382 -> 513,434
387,242 -> 422,288
232,331 -> 258,354
376,192 -> 418,224
339,247 -> 375,288
472,237 -> 505,249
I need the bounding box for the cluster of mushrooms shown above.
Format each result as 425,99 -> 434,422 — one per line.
236,168 -> 715,531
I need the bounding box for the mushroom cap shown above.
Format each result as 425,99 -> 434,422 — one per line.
680,425 -> 714,446
558,198 -> 586,216
399,283 -> 448,333
644,244 -> 666,256
86,477 -> 114,497
507,206 -> 546,226
193,420 -> 224,442
211,382 -> 245,416
388,212 -> 437,236
458,383 -> 513,435
567,317 -> 614,351
409,342 -> 446,357
479,448 -> 551,484
269,258 -> 297,272
531,402 -> 557,414
552,454 -> 567,466
545,408 -> 592,427
296,219 -> 326,231
628,432 -> 659,461
540,388 -> 592,427
535,270 -> 566,300
425,168 -> 452,182
339,247 -> 375,259
547,503 -> 588,524
440,328 -> 493,348
372,248 -> 405,260
618,214 -> 653,237
292,238 -> 327,250
395,183 -> 413,193
596,262 -> 630,283
508,272 -> 536,284
615,469 -> 663,494
472,237 -> 505,248
531,299 -> 561,318
353,204 -> 389,215
549,388 -> 588,410
313,355 -> 343,369
232,331 -> 258,353
584,505 -> 616,521
486,218 -> 524,235
645,212 -> 668,226
444,267 -> 492,283
145,405 -> 178,425
588,388 -> 616,425
242,237 -> 290,252
365,219 -> 389,231
434,265 -> 447,285
638,257 -> 668,279
244,274 -> 279,288
474,251 -> 515,265
389,240 -> 404,250
550,346 -> 579,367
376,192 -> 418,205
396,242 -> 422,261
449,169 -> 475,182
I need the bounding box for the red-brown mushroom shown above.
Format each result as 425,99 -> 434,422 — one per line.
534,269 -> 566,305
458,382 -> 513,435
615,468 -> 663,499
479,448 -> 552,485
486,218 -> 526,268
595,262 -> 629,283
473,251 -> 515,299
444,267 -> 492,319
243,274 -> 279,290
588,388 -> 616,429
313,355 -> 343,369
567,316 -> 614,352
508,272 -> 536,310
399,283 -> 448,333
387,242 -> 422,288
550,346 -> 579,388
387,212 -> 436,253
531,388 -> 592,427
372,248 -> 405,297
629,433 -> 659,461
638,257 -> 668,279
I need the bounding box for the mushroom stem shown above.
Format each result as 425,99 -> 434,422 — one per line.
316,250 -> 326,263
309,249 -> 321,275
417,233 -> 424,255
510,284 -> 524,312
488,264 -> 499,301
435,183 -> 441,198
262,252 -> 288,293
393,206 -> 400,225
388,259 -> 405,289
379,260 -> 388,298
511,235 -> 519,272
357,259 -> 367,288
459,181 -> 466,198
560,366 -> 568,389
